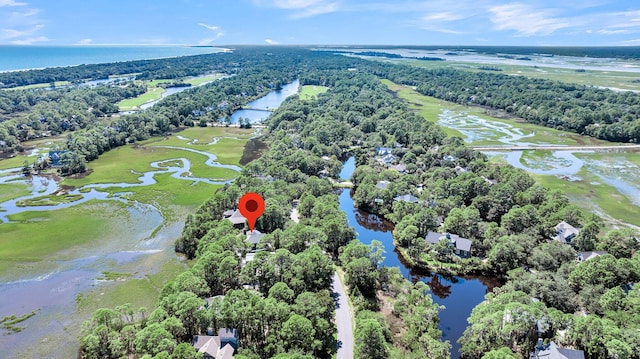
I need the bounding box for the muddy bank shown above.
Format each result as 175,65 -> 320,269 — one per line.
240,137 -> 269,165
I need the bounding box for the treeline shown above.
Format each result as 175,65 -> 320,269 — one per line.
362,62 -> 640,143
0,83 -> 146,151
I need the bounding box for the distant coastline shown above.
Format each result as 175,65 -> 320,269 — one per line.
0,45 -> 226,72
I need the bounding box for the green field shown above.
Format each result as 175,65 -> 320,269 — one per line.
117,87 -> 164,110
0,136 -> 67,170
299,85 -> 329,100
185,73 -> 224,86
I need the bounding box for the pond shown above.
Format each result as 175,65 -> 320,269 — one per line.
338,157 -> 497,358
230,79 -> 300,124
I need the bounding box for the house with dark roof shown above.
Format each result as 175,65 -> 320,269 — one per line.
226,209 -> 246,228
577,251 -> 607,262
393,194 -> 419,203
530,340 -> 584,359
553,221 -> 580,244
193,328 -> 238,359
48,150 -> 67,167
425,232 -> 473,258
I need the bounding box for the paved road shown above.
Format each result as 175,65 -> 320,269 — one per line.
333,272 -> 354,359
471,144 -> 640,151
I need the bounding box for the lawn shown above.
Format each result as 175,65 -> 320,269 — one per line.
185,74 -> 225,86
118,87 -> 164,110
299,85 -> 329,100
0,136 -> 67,170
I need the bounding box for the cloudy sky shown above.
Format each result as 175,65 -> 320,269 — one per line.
1,0 -> 639,46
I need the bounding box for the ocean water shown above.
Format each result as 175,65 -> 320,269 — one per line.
0,45 -> 226,72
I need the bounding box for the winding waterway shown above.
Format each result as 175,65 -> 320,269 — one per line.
338,157 -> 497,358
0,79 -> 299,358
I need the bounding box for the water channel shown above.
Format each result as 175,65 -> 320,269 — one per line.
0,79 -> 299,358
338,157 -> 498,358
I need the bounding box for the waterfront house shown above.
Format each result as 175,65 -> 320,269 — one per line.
48,150 -> 67,167
529,340 -> 584,359
552,221 -> 580,244
192,328 -> 238,359
425,232 -> 472,258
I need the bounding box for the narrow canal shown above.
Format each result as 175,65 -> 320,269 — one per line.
338,157 -> 498,358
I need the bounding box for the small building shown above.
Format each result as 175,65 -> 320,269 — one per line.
425,232 -> 472,258
226,210 -> 246,229
193,328 -> 238,359
376,180 -> 390,190
577,251 -> 607,262
553,221 -> 580,244
376,147 -> 393,156
393,194 -> 419,203
388,163 -> 407,173
529,340 -> 584,359
381,153 -> 396,164
442,154 -> 457,162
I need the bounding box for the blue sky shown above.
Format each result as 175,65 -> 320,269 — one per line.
1,0 -> 639,46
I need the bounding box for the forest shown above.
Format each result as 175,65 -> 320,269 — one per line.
3,46 -> 639,358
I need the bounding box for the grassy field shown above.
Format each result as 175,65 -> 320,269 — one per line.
299,85 -> 329,100
118,87 -> 164,110
0,182 -> 31,203
382,79 -> 608,146
185,73 -> 224,86
0,201 -> 131,274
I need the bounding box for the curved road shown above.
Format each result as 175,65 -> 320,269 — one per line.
333,272 -> 354,359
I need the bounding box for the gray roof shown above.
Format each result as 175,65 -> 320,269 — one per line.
227,209 -> 246,225
553,221 -> 580,243
246,229 -> 264,245
578,251 -> 607,261
376,180 -> 390,190
376,147 -> 393,155
531,342 -> 584,359
394,194 -> 419,203
425,232 -> 472,252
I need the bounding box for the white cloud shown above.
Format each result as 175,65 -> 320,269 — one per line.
77,38 -> 92,45
489,3 -> 573,36
265,38 -> 279,45
422,12 -> 466,22
0,0 -> 27,6
198,23 -> 220,31
197,22 -> 224,44
11,35 -> 48,45
254,0 -> 339,18
597,29 -> 630,35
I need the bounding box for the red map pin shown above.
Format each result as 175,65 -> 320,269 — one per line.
238,192 -> 265,232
